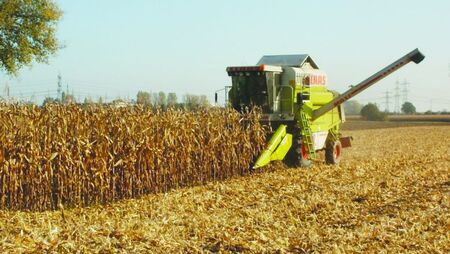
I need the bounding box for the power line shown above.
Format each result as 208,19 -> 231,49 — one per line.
401,79 -> 410,104
3,82 -> 10,100
385,91 -> 390,113
57,74 -> 62,100
9,90 -> 58,96
394,79 -> 400,113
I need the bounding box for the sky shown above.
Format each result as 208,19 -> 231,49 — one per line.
1,0 -> 450,112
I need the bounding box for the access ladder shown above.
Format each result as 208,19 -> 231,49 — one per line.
300,111 -> 316,160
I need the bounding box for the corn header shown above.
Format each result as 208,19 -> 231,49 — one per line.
224,49 -> 424,168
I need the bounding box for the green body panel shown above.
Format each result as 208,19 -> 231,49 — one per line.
295,93 -> 341,133
270,133 -> 292,161
253,124 -> 292,169
279,87 -> 294,115
307,103 -> 341,133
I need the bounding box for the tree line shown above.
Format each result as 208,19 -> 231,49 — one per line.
37,91 -> 211,110
136,91 -> 210,110
344,100 -> 448,121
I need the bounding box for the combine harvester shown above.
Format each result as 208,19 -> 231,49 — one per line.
224,49 -> 424,168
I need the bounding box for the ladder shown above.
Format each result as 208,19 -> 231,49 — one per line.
300,110 -> 316,160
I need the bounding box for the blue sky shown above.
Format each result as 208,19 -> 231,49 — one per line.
1,0 -> 450,111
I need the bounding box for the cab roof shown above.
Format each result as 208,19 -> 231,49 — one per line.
257,54 -> 319,69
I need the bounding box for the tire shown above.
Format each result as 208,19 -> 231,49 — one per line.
285,125 -> 312,168
297,138 -> 312,168
325,140 -> 342,165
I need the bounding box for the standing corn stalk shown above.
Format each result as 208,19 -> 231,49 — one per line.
0,104 -> 265,210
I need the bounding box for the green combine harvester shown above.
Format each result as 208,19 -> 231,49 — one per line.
223,49 -> 424,168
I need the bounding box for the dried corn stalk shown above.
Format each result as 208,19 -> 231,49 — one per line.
0,104 -> 265,210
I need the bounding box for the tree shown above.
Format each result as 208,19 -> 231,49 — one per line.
360,103 -> 386,121
42,97 -> 57,106
343,100 -> 362,115
0,0 -> 62,75
157,91 -> 166,108
401,101 -> 416,114
167,92 -> 177,108
112,98 -> 128,108
198,95 -> 210,107
183,94 -> 197,110
136,91 -> 151,106
61,92 -> 75,104
183,94 -> 210,110
83,97 -> 94,105
151,92 -> 158,106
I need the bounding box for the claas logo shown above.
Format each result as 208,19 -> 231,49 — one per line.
303,75 -> 327,86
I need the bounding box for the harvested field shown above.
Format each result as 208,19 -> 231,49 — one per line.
342,115 -> 450,131
346,114 -> 450,123
0,125 -> 448,253
388,114 -> 450,122
0,104 -> 265,210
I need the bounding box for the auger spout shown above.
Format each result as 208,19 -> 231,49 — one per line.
312,48 -> 425,120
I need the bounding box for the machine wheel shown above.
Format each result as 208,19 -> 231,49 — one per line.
297,138 -> 312,168
325,140 -> 342,165
285,126 -> 311,168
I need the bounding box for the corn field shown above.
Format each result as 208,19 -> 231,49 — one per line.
0,125 -> 448,253
0,104 -> 266,210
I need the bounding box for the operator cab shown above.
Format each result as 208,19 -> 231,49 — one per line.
226,65 -> 282,113
226,54 -> 327,121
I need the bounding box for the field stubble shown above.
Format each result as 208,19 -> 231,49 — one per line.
0,107 -> 448,253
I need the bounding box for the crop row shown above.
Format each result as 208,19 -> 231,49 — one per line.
0,104 -> 265,210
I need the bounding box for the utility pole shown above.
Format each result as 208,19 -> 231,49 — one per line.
4,82 -> 10,101
401,79 -> 410,104
384,91 -> 390,113
394,79 -> 400,113
57,74 -> 62,101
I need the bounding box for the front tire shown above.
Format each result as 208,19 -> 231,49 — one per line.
297,138 -> 312,167
286,134 -> 312,168
325,140 -> 342,165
